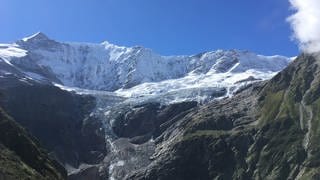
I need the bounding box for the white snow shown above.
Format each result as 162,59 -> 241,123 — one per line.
53,83 -> 119,96
0,44 -> 27,65
24,72 -> 45,81
22,32 -> 43,42
114,52 -> 288,103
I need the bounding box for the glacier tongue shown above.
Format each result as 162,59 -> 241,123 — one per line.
0,33 -> 293,103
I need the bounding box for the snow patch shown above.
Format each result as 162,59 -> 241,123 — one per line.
0,44 -> 27,65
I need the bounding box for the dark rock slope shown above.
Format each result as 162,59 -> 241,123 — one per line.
127,54 -> 320,180
0,107 -> 66,180
111,101 -> 198,144
0,76 -> 107,169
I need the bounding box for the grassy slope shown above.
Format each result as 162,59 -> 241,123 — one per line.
255,54 -> 320,179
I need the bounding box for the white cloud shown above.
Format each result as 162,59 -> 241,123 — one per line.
288,0 -> 320,53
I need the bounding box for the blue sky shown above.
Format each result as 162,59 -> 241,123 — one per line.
0,0 -> 298,56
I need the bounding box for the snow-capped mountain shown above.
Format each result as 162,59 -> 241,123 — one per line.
0,33 -> 298,180
0,32 -> 292,103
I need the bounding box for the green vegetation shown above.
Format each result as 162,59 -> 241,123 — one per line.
254,55 -> 320,179
259,90 -> 285,125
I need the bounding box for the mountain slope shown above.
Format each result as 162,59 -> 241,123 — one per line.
0,107 -> 66,180
126,54 -> 320,180
257,54 -> 320,178
0,75 -> 107,171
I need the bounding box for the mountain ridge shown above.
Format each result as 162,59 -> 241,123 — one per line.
0,32 -> 292,104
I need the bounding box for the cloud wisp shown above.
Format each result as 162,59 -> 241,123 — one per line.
288,0 -> 320,53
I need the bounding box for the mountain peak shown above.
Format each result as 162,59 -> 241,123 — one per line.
21,32 -> 50,42
16,32 -> 58,49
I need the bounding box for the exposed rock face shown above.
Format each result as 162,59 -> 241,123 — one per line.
0,76 -> 107,169
111,101 -> 197,144
87,101 -> 199,180
126,54 -> 320,180
126,82 -> 261,180
0,107 -> 66,180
